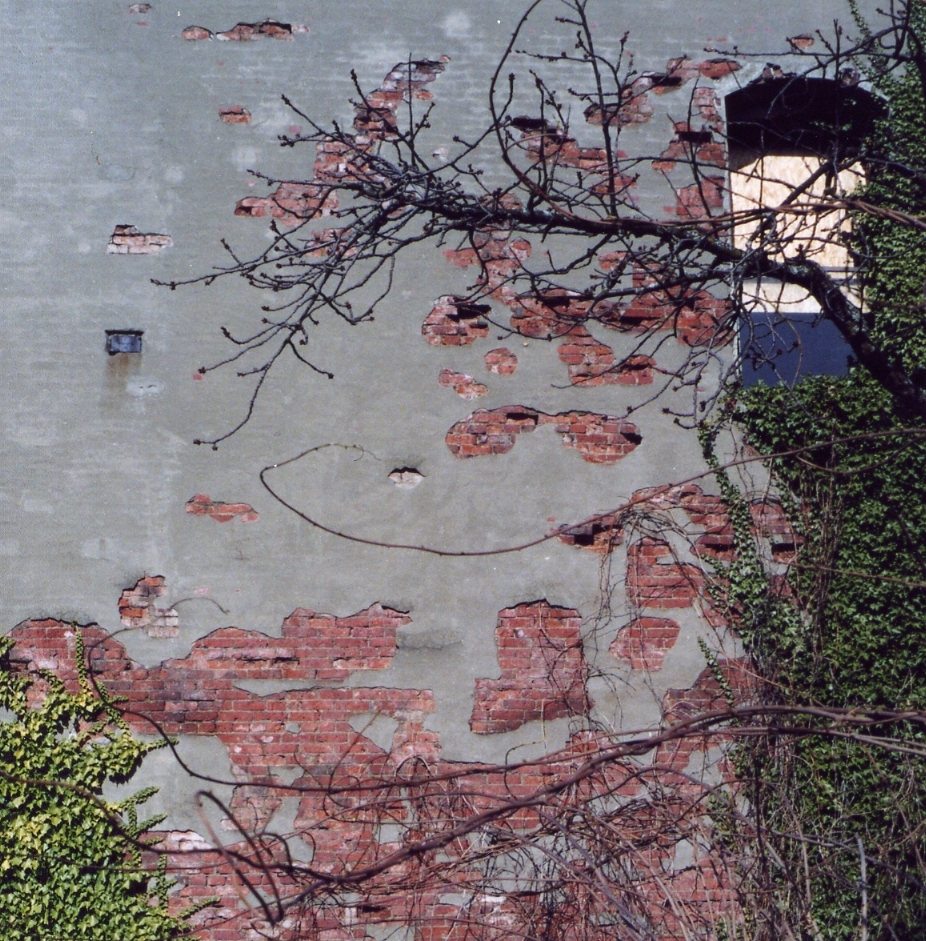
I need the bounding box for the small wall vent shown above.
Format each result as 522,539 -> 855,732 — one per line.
105,329 -> 143,355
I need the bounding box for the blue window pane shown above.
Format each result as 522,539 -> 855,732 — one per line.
741,313 -> 851,386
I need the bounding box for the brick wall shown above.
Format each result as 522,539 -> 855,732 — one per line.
470,601 -> 589,733
6,606 -> 749,939
445,407 -> 642,463
2,23 -> 801,939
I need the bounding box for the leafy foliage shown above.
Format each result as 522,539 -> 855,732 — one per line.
715,376 -> 926,938
852,0 -> 926,373
717,10 -> 926,934
0,629 -> 197,941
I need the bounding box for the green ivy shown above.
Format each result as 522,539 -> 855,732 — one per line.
702,9 -> 926,935
0,629 -> 206,941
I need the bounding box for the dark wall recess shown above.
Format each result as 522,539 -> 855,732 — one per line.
105,329 -> 143,355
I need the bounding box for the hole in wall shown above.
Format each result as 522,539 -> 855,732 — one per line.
646,73 -> 685,90
105,329 -> 143,355
388,468 -> 424,490
677,129 -> 713,144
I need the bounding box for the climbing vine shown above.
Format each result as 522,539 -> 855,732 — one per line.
704,7 -> 926,935
0,629 -> 207,940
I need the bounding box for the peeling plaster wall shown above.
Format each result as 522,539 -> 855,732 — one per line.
0,1 -> 872,935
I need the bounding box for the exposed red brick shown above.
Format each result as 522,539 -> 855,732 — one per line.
610,617 -> 681,671
443,226 -> 532,300
665,175 -> 725,221
676,291 -> 733,346
599,249 -> 627,272
556,512 -> 624,553
788,34 -> 815,49
662,658 -> 756,724
513,122 -> 637,203
653,658 -> 759,779
106,224 -> 172,255
642,58 -> 701,93
551,410 -> 643,464
750,499 -> 803,561
508,291 -> 620,339
236,58 -> 446,226
653,123 -> 725,172
6,610 -> 746,940
353,60 -> 447,140
215,20 -> 294,42
694,87 -> 724,132
619,266 -> 733,346
117,576 -> 179,638
584,77 -> 653,126
312,138 -> 378,185
675,484 -> 730,529
445,406 -> 641,464
470,602 -> 589,734
483,347 -> 518,375
438,368 -> 487,400
185,494 -> 259,523
422,296 -> 491,346
633,482 -> 729,524
218,105 -> 251,124
305,226 -> 358,258
698,57 -> 741,79
626,538 -> 705,609
557,326 -> 654,385
234,181 -> 338,226
380,59 -> 448,100
445,405 -> 539,457
181,25 -> 212,40
10,603 -> 414,719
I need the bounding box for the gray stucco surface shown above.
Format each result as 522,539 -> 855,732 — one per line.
1,0 -> 874,812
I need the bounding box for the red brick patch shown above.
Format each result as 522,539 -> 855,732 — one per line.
557,326 -> 655,386
584,77 -> 653,126
484,347 -> 518,375
218,105 -> 251,124
626,539 -> 705,609
750,499 -> 803,561
185,494 -> 259,523
619,266 -> 733,346
422,296 -> 491,346
181,25 -> 211,40
666,175 -> 726,221
610,617 -> 681,671
556,512 -> 624,553
216,20 -> 295,41
235,60 -> 442,223
508,291 -> 618,339
471,602 -> 589,734
118,576 -> 179,638
446,407 -> 641,464
106,224 -> 172,255
438,369 -> 487,400
234,181 -> 338,227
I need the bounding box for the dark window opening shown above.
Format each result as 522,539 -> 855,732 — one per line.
105,329 -> 143,355
726,76 -> 879,161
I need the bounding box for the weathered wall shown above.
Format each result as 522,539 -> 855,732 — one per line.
0,1 -> 870,936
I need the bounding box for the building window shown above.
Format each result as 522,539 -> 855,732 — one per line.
725,77 -> 877,385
